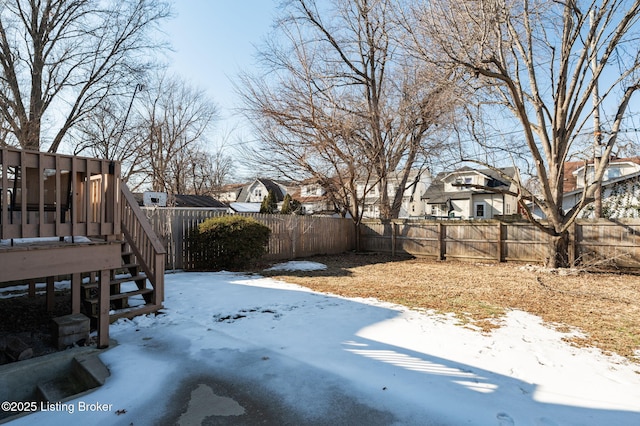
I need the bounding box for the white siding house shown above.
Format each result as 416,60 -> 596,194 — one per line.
422,167 -> 518,219
357,170 -> 431,219
561,158 -> 640,219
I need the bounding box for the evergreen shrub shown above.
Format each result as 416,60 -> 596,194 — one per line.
189,215 -> 271,270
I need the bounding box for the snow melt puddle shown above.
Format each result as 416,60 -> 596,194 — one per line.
177,384 -> 245,425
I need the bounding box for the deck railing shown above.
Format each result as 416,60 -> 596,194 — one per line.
121,185 -> 166,303
0,147 -> 121,240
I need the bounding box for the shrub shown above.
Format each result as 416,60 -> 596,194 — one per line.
260,190 -> 278,214
189,215 -> 271,270
281,193 -> 303,215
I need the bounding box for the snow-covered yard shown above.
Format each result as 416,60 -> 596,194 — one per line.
6,261 -> 640,425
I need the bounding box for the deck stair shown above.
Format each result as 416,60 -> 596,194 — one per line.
80,241 -> 161,323
80,185 -> 165,323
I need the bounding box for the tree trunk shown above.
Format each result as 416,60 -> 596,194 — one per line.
378,179 -> 391,220
548,231 -> 570,268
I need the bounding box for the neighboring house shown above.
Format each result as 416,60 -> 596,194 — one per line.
236,178 -> 288,204
213,183 -> 245,203
226,178 -> 294,213
561,157 -> 640,219
293,178 -> 336,215
421,167 -> 519,220
357,169 -> 432,219
563,157 -> 640,193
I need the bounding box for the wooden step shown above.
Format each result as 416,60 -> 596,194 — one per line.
110,274 -> 146,285
85,288 -> 153,304
82,272 -> 147,288
108,303 -> 163,323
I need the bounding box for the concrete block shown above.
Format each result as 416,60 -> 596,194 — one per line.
52,314 -> 90,350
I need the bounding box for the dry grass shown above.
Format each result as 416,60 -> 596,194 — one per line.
260,253 -> 640,362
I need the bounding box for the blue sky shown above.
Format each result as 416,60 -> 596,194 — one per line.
163,1 -> 279,147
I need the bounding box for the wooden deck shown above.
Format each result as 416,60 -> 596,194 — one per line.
0,148 -> 165,349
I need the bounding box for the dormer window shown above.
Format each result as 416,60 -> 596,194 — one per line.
454,176 -> 472,190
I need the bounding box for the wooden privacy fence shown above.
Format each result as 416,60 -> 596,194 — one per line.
141,208 -> 356,270
359,219 -> 640,268
138,209 -> 640,269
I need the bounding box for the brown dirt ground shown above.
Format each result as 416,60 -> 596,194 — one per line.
259,253 -> 640,363
0,290 -> 73,364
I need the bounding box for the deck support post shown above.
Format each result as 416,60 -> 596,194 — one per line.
46,276 -> 55,312
71,273 -> 82,314
98,269 -> 110,348
28,279 -> 36,298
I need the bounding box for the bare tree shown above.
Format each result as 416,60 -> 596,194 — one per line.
73,96 -> 147,186
405,0 -> 640,267
0,0 -> 170,152
238,0 -> 457,223
75,73 -> 225,194
139,74 -> 219,194
201,145 -> 234,194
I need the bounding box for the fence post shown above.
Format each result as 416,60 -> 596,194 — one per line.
391,221 -> 397,256
292,216 -> 298,258
438,222 -> 446,260
497,222 -> 505,262
568,221 -> 577,266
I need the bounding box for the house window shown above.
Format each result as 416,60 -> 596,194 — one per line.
465,177 -> 472,185
254,189 -> 262,198
607,168 -> 622,180
455,177 -> 463,190
505,202 -> 511,215
431,205 -> 437,215
475,202 -> 485,218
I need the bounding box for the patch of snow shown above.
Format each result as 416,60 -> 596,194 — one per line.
265,260 -> 327,271
0,280 -> 70,299
0,236 -> 91,246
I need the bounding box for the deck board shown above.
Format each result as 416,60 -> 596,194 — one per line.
0,240 -> 122,282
